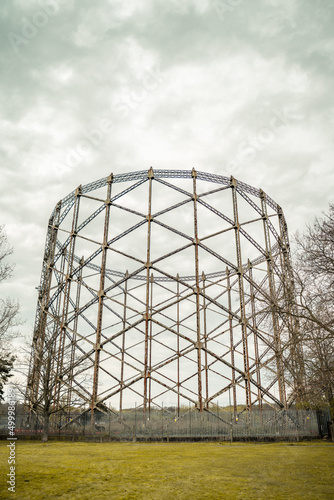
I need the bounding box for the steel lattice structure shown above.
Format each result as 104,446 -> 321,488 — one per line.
27,169 -> 303,427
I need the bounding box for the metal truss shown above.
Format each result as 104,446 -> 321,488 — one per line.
26,168 -> 303,427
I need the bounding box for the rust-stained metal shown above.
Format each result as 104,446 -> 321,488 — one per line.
26,169 -> 303,427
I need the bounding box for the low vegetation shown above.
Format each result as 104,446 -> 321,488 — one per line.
0,441 -> 333,499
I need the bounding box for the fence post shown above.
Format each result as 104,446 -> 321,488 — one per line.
162,402 -> 164,441
189,404 -> 192,436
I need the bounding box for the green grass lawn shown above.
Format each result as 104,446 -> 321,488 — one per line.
0,441 -> 333,499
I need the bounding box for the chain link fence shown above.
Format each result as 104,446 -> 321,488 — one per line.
0,405 -> 331,441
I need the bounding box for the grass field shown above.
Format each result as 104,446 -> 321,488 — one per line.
0,440 -> 333,499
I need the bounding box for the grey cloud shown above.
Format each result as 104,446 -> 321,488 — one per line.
0,0 -> 333,338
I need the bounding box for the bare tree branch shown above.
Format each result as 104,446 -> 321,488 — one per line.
0,226 -> 20,401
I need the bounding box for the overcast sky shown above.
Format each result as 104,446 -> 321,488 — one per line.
1,0 -> 333,340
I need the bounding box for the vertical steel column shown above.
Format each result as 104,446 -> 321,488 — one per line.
143,168 -> 154,424
248,260 -> 262,412
260,191 -> 286,407
91,174 -> 113,427
148,272 -> 154,419
278,207 -> 305,403
50,249 -> 66,414
192,168 -> 203,413
56,251 -> 67,327
227,267 -> 237,416
176,274 -> 180,418
202,272 -> 209,409
27,202 -> 61,407
67,257 -> 83,419
231,177 -> 251,411
54,186 -> 81,409
119,271 -> 128,420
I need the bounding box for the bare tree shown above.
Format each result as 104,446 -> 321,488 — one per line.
25,331 -> 68,442
288,205 -> 334,416
293,205 -> 334,337
0,226 -> 19,400
25,323 -> 92,442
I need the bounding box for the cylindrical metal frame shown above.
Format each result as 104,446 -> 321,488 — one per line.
26,168 -> 302,426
